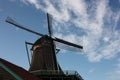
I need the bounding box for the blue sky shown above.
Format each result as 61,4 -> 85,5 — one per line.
0,0 -> 120,80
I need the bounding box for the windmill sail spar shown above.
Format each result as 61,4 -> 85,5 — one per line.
47,13 -> 53,37
5,17 -> 44,37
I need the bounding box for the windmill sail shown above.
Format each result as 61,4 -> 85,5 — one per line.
5,17 -> 44,36
55,41 -> 83,52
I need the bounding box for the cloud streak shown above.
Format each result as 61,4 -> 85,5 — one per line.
21,0 -> 120,62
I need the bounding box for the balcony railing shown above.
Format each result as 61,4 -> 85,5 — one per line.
30,70 -> 83,80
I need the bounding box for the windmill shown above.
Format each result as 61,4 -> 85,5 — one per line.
5,13 -> 83,80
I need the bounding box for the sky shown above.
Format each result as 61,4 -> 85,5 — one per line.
0,0 -> 120,80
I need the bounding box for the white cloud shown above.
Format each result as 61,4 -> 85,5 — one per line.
21,0 -> 120,62
95,0 -> 108,25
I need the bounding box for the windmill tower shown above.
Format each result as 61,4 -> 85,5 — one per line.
6,13 -> 84,80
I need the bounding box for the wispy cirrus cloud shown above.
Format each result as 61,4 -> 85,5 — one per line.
21,0 -> 120,62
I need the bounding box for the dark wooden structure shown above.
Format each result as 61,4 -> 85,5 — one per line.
29,36 -> 58,71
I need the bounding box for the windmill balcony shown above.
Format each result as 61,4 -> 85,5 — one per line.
30,70 -> 84,80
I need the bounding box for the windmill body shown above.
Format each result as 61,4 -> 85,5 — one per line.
29,36 -> 59,71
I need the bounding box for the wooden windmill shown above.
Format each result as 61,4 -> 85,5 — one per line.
5,13 -> 84,80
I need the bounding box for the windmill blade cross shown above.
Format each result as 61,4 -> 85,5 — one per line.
5,17 -> 44,37
5,16 -> 83,51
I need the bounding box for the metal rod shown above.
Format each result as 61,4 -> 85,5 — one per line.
25,41 -> 31,66
25,42 -> 34,45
